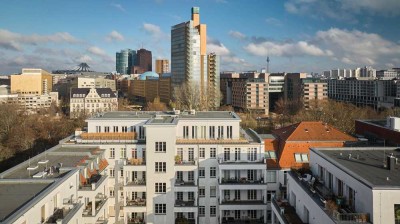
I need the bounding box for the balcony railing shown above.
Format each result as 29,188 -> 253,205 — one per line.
127,198 -> 146,207
44,203 -> 83,224
127,179 -> 146,185
127,158 -> 146,166
175,160 -> 196,165
128,219 -> 146,224
333,211 -> 369,223
272,197 -> 302,224
82,196 -> 107,217
221,217 -> 265,224
221,199 -> 264,205
218,158 -> 266,164
175,180 -> 196,186
175,200 -> 195,207
221,177 -> 265,184
79,174 -> 107,191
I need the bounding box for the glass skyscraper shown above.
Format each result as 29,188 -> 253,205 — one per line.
116,49 -> 136,74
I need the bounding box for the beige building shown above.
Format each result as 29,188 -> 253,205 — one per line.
155,59 -> 169,74
70,88 -> 118,118
129,72 -> 172,104
77,76 -> 116,91
11,68 -> 53,95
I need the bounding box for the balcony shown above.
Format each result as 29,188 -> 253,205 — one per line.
127,158 -> 146,166
272,197 -> 303,224
79,174 -> 107,191
220,199 -> 265,205
175,218 -> 195,224
220,177 -> 265,185
221,217 -> 265,224
82,196 -> 107,217
127,179 -> 146,186
77,132 -> 137,143
218,158 -> 266,165
175,179 -> 196,186
176,138 -> 248,144
175,160 -> 196,166
128,219 -> 146,224
127,198 -> 146,207
175,200 -> 195,207
44,203 -> 83,224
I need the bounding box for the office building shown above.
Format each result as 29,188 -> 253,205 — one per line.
116,49 -> 136,74
128,72 -> 172,104
136,48 -> 152,72
0,110 -> 268,224
10,68 -> 53,95
171,7 -> 207,90
155,59 -> 170,74
77,76 -> 116,91
355,116 -> 400,145
69,88 -> 118,118
376,69 -> 399,80
272,147 -> 400,224
327,79 -> 398,109
207,53 -> 220,108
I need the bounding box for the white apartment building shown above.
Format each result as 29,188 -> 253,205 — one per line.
0,110 -> 267,224
272,147 -> 400,224
78,76 -> 117,91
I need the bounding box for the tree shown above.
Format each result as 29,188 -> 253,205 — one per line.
144,97 -> 167,111
172,81 -> 221,111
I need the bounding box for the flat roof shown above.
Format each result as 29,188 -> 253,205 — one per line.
0,145 -> 102,179
312,147 -> 400,188
87,111 -> 240,121
0,181 -> 53,221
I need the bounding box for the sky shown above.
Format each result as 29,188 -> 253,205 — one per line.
0,0 -> 400,74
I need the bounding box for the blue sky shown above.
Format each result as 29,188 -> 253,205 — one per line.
0,0 -> 400,74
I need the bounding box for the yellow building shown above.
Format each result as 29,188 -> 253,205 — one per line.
11,68 -> 53,95
129,72 -> 171,104
155,59 -> 169,74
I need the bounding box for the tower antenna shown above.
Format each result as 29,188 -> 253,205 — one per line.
266,56 -> 270,73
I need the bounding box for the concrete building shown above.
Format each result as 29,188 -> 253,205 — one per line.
10,68 -> 53,95
283,73 -> 307,102
360,66 -> 376,79
327,79 -> 398,109
171,7 -> 207,89
302,78 -> 328,108
272,147 -> 400,224
155,59 -> 170,74
355,117 -> 400,146
0,110 -> 268,224
376,69 -> 398,80
69,88 -> 118,118
128,72 -> 172,104
207,53 -> 220,108
136,48 -> 152,72
77,76 -> 116,91
116,49 -> 136,74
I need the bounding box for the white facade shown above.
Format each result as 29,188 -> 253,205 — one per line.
70,88 -> 118,118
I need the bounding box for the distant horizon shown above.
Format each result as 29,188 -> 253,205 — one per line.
0,0 -> 399,74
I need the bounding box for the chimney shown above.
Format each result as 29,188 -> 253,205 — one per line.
387,156 -> 396,171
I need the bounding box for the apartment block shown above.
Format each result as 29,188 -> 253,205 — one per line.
128,72 -> 172,104
302,78 -> 328,108
69,88 -> 118,118
155,59 -> 170,75
0,110 -> 270,224
272,147 -> 400,224
327,79 -> 398,109
77,76 -> 116,91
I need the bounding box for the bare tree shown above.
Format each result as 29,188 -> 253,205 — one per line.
144,97 -> 167,111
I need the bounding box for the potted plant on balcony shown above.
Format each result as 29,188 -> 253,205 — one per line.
325,199 -> 338,215
335,195 -> 345,208
175,155 -> 182,164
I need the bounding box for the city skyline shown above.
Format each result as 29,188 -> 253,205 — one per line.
0,0 -> 400,74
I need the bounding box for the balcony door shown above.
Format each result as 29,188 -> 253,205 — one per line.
235,210 -> 240,219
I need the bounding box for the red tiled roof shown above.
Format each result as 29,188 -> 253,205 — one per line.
80,172 -> 87,185
272,122 -> 357,142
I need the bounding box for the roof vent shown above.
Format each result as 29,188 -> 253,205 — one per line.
305,129 -> 309,133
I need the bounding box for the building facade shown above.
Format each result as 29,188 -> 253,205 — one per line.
69,88 -> 118,118
128,72 -> 172,104
155,59 -> 170,74
171,7 -> 207,89
116,49 -> 136,74
10,68 -> 53,95
136,48 -> 152,72
77,76 -> 116,91
207,53 -> 220,108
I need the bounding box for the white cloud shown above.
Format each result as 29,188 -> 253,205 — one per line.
0,29 -> 80,51
244,40 -> 331,57
87,46 -> 107,57
265,17 -> 282,26
228,31 -> 246,40
110,3 -> 125,12
207,38 -> 252,70
105,30 -> 124,42
142,23 -> 168,40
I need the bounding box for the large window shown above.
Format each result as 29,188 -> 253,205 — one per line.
210,206 -> 216,217
183,126 -> 189,139
199,168 -> 205,178
210,186 -> 216,197
266,171 -> 276,183
199,206 -> 205,216
224,148 -> 230,161
120,148 -> 126,158
235,148 -> 241,161
155,162 -> 166,172
188,148 -> 194,161
199,187 -> 205,197
248,190 -> 257,200
155,204 -> 166,214
210,148 -> 216,158
155,183 -> 166,193
209,126 -> 215,139
110,148 -> 115,159
247,148 -> 257,161
199,148 -> 205,158
155,142 -> 166,152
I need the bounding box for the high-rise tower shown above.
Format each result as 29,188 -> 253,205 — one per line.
171,7 -> 207,91
136,48 -> 152,72
116,49 -> 136,74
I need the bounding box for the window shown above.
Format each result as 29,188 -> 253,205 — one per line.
131,148 -> 137,159
188,171 -> 194,181
110,189 -> 114,197
247,148 -> 257,161
199,187 -> 205,197
295,153 -> 309,162
199,206 -> 205,216
120,168 -> 124,177
188,148 -> 194,161
104,126 -> 110,132
218,126 -> 224,139
110,169 -> 115,177
210,186 -> 216,197
267,171 -> 276,183
120,148 -> 126,158
155,183 -> 166,193
199,148 -> 205,158
199,168 -> 205,178
110,148 -> 115,159
210,167 -> 216,178
227,126 -> 233,139
155,204 -> 166,214
210,206 -> 216,217
183,126 -> 189,139
267,190 -> 276,201
248,190 -> 256,200
191,126 -> 197,139
155,162 -> 166,172
155,142 -> 166,152
122,126 -> 128,132
96,126 -> 101,132
113,126 -> 118,132
235,148 -> 241,161
248,210 -> 256,219
209,126 -> 215,139
265,151 -> 276,159
224,148 -> 230,161
210,148 -> 216,158
247,170 -> 255,181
